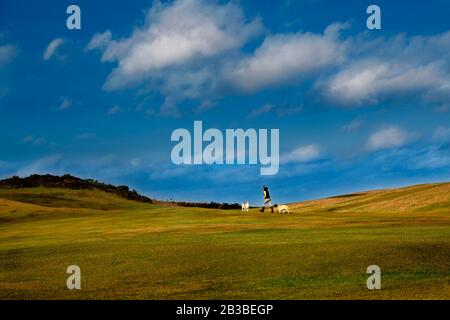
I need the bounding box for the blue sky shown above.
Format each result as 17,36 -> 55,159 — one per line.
1,0 -> 449,204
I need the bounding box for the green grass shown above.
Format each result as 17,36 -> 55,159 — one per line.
0,184 -> 449,299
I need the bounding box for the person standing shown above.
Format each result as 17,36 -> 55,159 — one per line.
260,185 -> 274,213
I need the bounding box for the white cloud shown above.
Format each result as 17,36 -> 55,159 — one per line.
224,23 -> 348,93
366,127 -> 407,151
282,144 -> 322,163
85,1 -> 450,111
0,44 -> 17,67
16,154 -> 62,177
158,67 -> 216,100
43,38 -> 64,61
86,31 -> 112,52
130,158 -> 142,167
88,0 -> 262,90
410,146 -> 450,170
322,59 -> 449,106
319,31 -> 450,106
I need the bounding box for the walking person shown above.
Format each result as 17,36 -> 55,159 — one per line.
260,185 -> 274,213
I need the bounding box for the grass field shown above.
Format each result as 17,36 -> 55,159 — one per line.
0,183 -> 449,299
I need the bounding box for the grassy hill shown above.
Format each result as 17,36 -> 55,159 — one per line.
0,174 -> 240,210
0,174 -> 154,204
0,182 -> 449,299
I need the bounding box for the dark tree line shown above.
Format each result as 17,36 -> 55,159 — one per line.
0,174 -> 154,203
0,174 -> 241,209
175,201 -> 241,210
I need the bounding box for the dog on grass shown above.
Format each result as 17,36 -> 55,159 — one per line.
276,204 -> 290,214
241,201 -> 250,212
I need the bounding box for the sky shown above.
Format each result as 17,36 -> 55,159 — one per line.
0,0 -> 449,204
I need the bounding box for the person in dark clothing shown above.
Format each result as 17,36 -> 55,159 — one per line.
260,185 -> 274,213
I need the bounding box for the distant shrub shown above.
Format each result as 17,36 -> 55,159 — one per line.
0,174 -> 240,209
0,174 -> 154,204
175,201 -> 240,210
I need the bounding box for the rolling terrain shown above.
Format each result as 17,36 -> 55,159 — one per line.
0,182 -> 449,299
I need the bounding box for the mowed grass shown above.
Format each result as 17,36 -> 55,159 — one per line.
0,184 -> 449,299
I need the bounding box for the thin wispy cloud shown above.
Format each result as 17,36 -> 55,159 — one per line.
248,103 -> 302,118
75,133 -> 96,140
21,135 -> 47,146
0,44 -> 17,67
410,145 -> 450,170
43,38 -> 64,61
58,96 -> 72,110
433,126 -> 450,143
434,104 -> 450,113
16,154 -> 62,177
342,119 -> 364,132
107,105 -> 121,115
248,104 -> 274,118
22,135 -> 35,143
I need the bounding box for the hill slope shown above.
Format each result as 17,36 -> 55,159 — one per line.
0,182 -> 449,299
0,174 -> 154,204
0,174 -> 241,209
292,182 -> 450,214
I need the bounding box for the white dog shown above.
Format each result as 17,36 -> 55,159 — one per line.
241,201 -> 250,212
277,204 -> 290,214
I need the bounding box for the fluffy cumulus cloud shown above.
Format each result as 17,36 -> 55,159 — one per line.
366,127 -> 408,151
320,32 -> 450,106
87,0 -> 262,91
224,23 -> 348,93
87,0 -> 450,112
322,59 -> 450,106
233,29 -> 450,106
43,38 -> 64,60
